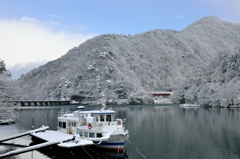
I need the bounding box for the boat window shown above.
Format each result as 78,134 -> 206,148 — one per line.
100,115 -> 105,122
96,133 -> 102,138
106,115 -> 111,121
96,116 -> 99,121
59,121 -> 63,128
84,131 -> 88,137
79,131 -> 83,136
89,132 -> 95,138
63,122 -> 66,128
72,122 -> 76,127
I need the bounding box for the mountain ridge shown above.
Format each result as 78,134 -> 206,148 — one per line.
18,16 -> 240,104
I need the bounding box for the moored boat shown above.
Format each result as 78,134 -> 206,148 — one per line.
57,97 -> 129,152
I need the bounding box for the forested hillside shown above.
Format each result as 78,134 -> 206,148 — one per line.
17,16 -> 240,104
171,49 -> 240,107
0,59 -> 19,119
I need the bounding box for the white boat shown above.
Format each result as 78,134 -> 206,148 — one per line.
77,105 -> 85,110
57,101 -> 129,152
31,96 -> 129,152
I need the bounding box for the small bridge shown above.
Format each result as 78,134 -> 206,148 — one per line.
11,100 -> 71,107
149,92 -> 173,98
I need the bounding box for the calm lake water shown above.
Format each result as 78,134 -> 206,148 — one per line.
1,104 -> 240,159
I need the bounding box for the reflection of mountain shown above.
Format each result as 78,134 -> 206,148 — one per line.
120,106 -> 240,158
18,16 -> 240,102
30,142 -> 128,159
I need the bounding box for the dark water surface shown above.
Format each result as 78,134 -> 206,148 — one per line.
1,105 -> 240,159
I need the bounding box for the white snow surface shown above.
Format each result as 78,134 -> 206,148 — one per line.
179,104 -> 200,108
32,130 -> 72,142
32,130 -> 94,147
154,98 -> 173,104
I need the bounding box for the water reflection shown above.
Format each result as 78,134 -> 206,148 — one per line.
1,105 -> 240,158
28,143 -> 128,159
122,105 -> 240,159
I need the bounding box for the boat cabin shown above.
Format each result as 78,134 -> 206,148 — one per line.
58,109 -> 123,137
58,112 -> 78,134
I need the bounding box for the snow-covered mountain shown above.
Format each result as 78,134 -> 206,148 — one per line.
17,16 -> 240,104
170,50 -> 240,107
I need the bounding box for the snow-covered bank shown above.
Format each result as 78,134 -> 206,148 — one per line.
82,98 -> 172,105
154,98 -> 173,104
179,104 -> 200,108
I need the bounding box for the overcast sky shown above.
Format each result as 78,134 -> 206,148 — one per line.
0,0 -> 240,79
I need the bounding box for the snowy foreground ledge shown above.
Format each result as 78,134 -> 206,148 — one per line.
179,104 -> 200,108
154,98 -> 173,104
0,119 -> 15,125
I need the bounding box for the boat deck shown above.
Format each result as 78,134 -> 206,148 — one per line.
31,130 -> 94,148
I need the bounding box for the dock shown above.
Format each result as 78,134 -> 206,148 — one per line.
0,126 -> 49,143
0,136 -> 74,158
0,126 -> 94,158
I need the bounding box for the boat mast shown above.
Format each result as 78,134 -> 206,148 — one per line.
101,93 -> 106,111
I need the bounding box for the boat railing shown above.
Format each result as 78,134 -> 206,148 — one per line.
58,111 -> 74,117
97,123 -> 104,127
81,121 -> 87,126
111,130 -> 125,135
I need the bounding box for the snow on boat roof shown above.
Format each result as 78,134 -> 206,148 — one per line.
76,110 -> 115,114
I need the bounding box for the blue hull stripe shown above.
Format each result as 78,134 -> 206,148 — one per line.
99,142 -> 124,146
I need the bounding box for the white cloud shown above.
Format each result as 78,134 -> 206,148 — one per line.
8,61 -> 47,79
20,16 -> 37,22
0,17 -> 95,70
46,14 -> 65,19
175,15 -> 183,19
50,21 -> 60,26
75,24 -> 85,30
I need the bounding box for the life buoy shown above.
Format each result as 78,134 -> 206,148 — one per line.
88,123 -> 92,129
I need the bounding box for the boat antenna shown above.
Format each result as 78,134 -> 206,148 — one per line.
101,93 -> 106,111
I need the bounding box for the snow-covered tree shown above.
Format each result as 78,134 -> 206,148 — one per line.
171,49 -> 240,107
0,59 -> 20,120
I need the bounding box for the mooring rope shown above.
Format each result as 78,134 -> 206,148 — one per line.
117,135 -> 123,154
126,138 -> 146,158
81,146 -> 94,159
84,146 -> 108,159
70,151 -> 75,157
